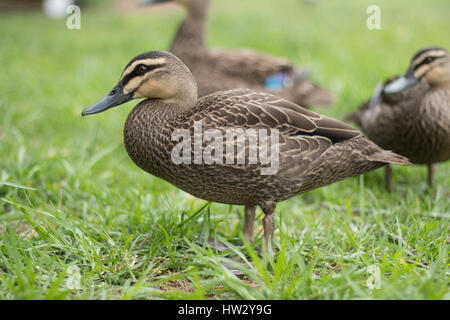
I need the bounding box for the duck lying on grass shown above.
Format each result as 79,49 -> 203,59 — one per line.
141,0 -> 335,108
82,50 -> 409,250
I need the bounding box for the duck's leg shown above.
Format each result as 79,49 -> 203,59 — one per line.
385,164 -> 393,194
261,202 -> 276,251
244,206 -> 256,243
427,163 -> 435,188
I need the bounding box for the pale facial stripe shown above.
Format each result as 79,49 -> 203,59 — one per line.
412,50 -> 447,78
412,50 -> 447,70
120,58 -> 167,94
123,75 -> 147,95
120,57 -> 167,81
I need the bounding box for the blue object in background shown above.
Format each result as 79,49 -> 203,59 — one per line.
265,72 -> 290,91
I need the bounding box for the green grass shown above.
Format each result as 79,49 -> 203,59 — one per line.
0,0 -> 449,299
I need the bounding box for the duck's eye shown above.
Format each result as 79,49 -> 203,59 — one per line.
424,56 -> 435,64
136,64 -> 147,74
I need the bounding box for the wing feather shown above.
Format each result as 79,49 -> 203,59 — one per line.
196,89 -> 360,143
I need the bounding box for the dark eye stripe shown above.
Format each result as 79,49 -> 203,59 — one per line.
122,63 -> 165,87
413,55 -> 439,71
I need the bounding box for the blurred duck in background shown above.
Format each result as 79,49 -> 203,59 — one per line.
347,47 -> 450,192
141,0 -> 335,108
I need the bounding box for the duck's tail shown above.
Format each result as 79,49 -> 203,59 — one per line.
367,149 -> 411,165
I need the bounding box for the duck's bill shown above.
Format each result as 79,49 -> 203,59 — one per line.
383,76 -> 418,94
82,84 -> 132,116
139,0 -> 171,6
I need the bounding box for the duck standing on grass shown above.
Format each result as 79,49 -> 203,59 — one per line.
141,0 -> 335,108
82,50 -> 409,250
347,47 -> 450,192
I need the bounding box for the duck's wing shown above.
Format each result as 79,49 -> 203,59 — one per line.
197,89 -> 360,143
190,89 -> 357,173
207,49 -> 294,85
193,89 -> 408,179
179,89 -> 407,183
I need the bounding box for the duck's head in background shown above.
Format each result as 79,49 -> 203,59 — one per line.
384,47 -> 449,94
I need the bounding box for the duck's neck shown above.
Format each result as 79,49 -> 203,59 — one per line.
128,99 -> 195,127
433,75 -> 450,89
170,1 -> 210,54
124,99 -> 196,176
430,82 -> 450,90
427,62 -> 450,89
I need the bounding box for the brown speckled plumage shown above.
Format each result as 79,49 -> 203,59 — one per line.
149,0 -> 334,108
84,50 -> 409,247
347,47 -> 450,189
124,88 -> 406,206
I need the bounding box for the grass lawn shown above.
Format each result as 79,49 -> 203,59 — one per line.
0,0 -> 449,299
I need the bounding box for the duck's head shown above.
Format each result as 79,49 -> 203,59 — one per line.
384,47 -> 449,94
82,51 -> 197,116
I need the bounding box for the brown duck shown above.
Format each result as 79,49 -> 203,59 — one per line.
82,50 -> 408,249
347,47 -> 450,192
141,0 -> 335,108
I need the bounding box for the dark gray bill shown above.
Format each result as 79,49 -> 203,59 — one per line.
383,67 -> 419,94
383,76 -> 418,94
82,84 -> 133,116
